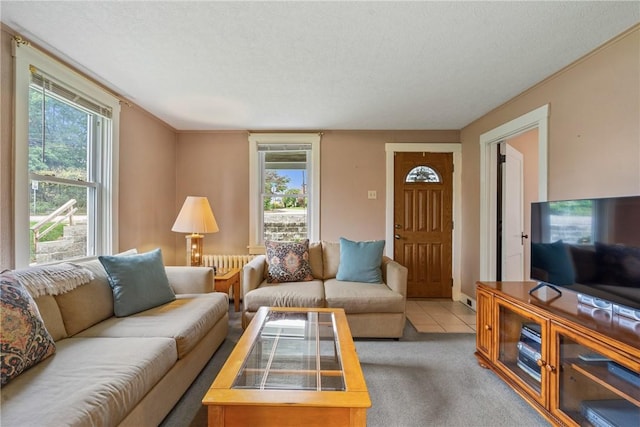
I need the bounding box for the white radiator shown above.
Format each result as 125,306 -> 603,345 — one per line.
202,254 -> 255,270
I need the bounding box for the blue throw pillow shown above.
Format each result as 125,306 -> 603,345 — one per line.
531,240 -> 576,286
336,237 -> 385,283
99,248 -> 176,317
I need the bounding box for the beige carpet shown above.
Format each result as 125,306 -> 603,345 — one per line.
161,305 -> 547,427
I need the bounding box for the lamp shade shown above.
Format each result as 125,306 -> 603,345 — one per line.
171,196 -> 219,234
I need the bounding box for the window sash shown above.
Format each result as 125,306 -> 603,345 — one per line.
30,173 -> 98,188
26,71 -> 104,262
14,40 -> 120,267
248,133 -> 320,254
259,149 -> 311,242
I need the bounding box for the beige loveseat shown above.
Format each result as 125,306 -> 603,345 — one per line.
1,257 -> 229,427
242,241 -> 408,338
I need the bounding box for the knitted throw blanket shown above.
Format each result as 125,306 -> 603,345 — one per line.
13,263 -> 94,298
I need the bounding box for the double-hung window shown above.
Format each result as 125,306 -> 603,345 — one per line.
14,41 -> 120,266
248,133 -> 320,253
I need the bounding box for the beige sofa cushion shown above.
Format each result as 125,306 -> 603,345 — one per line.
75,293 -> 228,359
322,241 -> 341,279
55,258 -> 114,336
244,280 -> 325,312
0,337 -> 176,427
34,295 -> 67,341
308,241 -> 323,279
323,278 -> 405,314
166,266 -> 215,294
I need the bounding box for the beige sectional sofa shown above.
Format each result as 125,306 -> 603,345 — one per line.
1,256 -> 229,427
242,241 -> 408,338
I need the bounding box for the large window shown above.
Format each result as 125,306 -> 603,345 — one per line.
14,41 -> 120,266
248,134 -> 320,253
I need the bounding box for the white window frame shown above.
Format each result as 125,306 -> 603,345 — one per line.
13,42 -> 120,267
248,133 -> 320,254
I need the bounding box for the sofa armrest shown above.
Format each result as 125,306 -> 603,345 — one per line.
381,256 -> 408,297
243,255 -> 266,297
165,266 -> 214,294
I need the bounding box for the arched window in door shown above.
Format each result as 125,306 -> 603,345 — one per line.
405,165 -> 441,183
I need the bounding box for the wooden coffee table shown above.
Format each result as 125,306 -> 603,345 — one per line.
203,307 -> 371,427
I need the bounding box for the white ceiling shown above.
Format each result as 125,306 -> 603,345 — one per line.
2,1 -> 638,131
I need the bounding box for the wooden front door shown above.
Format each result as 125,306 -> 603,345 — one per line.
394,152 -> 453,298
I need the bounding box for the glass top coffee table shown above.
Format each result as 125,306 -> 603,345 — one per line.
203,307 -> 371,427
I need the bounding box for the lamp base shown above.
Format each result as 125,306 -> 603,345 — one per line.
185,234 -> 204,266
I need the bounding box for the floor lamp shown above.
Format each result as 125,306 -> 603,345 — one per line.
172,196 -> 219,266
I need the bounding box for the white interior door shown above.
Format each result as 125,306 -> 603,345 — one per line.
502,143 -> 525,281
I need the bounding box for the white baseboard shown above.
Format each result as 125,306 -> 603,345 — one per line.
459,293 -> 476,311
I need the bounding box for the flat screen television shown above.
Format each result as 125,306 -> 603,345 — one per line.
530,195 -> 640,313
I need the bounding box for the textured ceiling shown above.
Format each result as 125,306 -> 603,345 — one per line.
1,1 -> 638,131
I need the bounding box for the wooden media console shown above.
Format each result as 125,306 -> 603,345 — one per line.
475,281 -> 639,426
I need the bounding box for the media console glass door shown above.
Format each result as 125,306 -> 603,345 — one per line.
495,297 -> 549,407
551,323 -> 640,426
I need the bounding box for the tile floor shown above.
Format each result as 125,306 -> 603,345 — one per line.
406,299 -> 476,333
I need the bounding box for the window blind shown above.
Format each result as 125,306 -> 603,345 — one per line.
30,67 -> 112,119
257,143 -> 311,152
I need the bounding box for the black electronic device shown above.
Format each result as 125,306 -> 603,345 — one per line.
530,195 -> 640,313
607,362 -> 640,388
580,400 -> 640,427
519,323 -> 541,351
517,323 -> 542,382
516,343 -> 541,382
578,353 -> 611,363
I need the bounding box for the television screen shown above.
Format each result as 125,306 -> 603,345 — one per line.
530,195 -> 640,311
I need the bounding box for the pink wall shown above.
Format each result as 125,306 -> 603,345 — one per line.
175,131 -> 250,258
118,105 -> 178,264
320,131 -> 388,242
460,26 -> 640,297
174,130 -> 459,263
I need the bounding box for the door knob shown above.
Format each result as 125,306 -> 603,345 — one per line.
394,234 -> 401,240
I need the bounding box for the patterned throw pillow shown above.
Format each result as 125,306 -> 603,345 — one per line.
266,240 -> 314,283
1,270 -> 56,386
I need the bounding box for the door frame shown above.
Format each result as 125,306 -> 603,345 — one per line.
385,143 -> 462,301
479,104 -> 549,281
